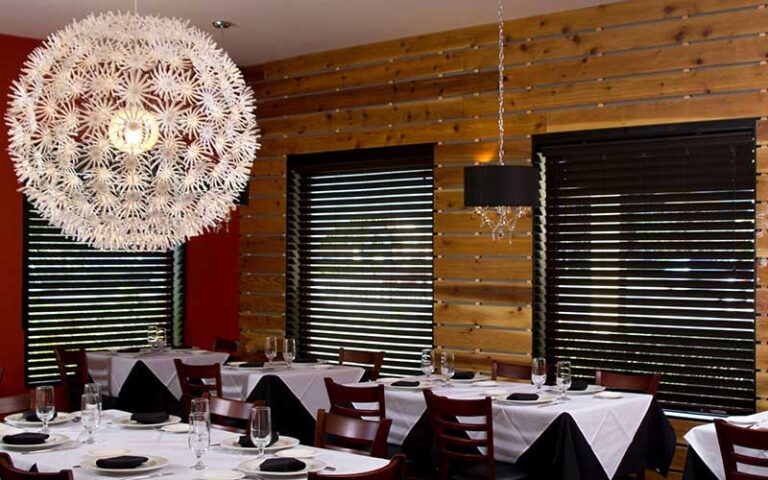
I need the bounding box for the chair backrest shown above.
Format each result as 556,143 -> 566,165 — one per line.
0,393 -> 31,419
423,389 -> 496,480
324,378 -> 386,420
308,454 -> 405,480
53,347 -> 89,411
338,348 -> 385,381
715,420 -> 768,480
0,453 -> 73,480
212,337 -> 241,357
173,360 -> 223,417
206,394 -> 263,434
491,361 -> 532,381
314,409 -> 391,459
595,370 -> 661,396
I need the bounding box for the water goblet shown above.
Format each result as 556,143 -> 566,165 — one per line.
35,386 -> 55,434
249,406 -> 272,459
188,412 -> 210,471
531,357 -> 547,393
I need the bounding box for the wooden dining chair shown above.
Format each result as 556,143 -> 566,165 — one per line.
595,370 -> 661,396
324,378 -> 386,420
205,394 -> 264,434
314,409 -> 392,459
308,454 -> 405,480
424,389 -> 525,480
715,420 -> 768,480
212,336 -> 242,360
338,348 -> 385,381
174,360 -> 223,418
0,393 -> 31,420
490,361 -> 532,381
0,453 -> 73,479
53,346 -> 90,411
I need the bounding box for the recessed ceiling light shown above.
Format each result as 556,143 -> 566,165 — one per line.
212,19 -> 233,29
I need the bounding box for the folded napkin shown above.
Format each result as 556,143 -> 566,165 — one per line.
391,380 -> 420,387
260,458 -> 306,473
22,411 -> 57,422
238,431 -> 279,448
239,362 -> 264,368
507,393 -> 539,401
569,379 -> 589,391
3,433 -> 49,445
292,357 -> 316,364
130,412 -> 169,424
452,371 -> 475,380
95,456 -> 149,469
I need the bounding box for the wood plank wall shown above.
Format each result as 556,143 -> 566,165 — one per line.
239,1 -> 768,477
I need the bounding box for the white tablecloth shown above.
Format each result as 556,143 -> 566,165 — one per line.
357,379 -> 651,479
684,411 -> 768,479
5,410 -> 388,479
87,350 -> 229,399
221,364 -> 365,419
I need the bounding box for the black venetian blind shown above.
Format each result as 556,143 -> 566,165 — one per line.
24,205 -> 184,385
534,120 -> 756,415
286,145 -> 434,376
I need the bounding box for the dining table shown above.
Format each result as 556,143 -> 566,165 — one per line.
355,376 -> 676,480
2,409 -> 390,479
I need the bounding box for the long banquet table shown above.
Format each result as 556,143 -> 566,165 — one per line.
4,409 -> 389,479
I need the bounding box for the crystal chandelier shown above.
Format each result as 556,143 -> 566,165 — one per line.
463,0 -> 537,240
5,12 -> 259,251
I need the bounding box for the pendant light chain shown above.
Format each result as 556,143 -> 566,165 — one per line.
497,0 -> 505,166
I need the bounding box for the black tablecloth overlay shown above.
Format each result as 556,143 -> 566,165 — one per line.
682,448 -> 719,480
245,375 -> 316,445
114,360 -> 180,415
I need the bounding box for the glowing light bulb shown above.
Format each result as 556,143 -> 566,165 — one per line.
108,107 -> 160,154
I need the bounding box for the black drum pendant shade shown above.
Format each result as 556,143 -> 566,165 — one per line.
463,165 -> 538,207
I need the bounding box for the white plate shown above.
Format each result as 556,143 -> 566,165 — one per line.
483,388 -> 510,396
387,382 -> 424,390
569,385 -> 606,395
473,380 -> 498,387
161,423 -> 189,433
452,374 -> 490,384
375,377 -> 400,385
275,447 -> 318,459
495,395 -> 555,406
113,415 -> 181,429
0,433 -> 70,451
238,458 -> 325,477
89,448 -> 129,457
189,349 -> 209,355
197,470 -> 246,480
226,361 -> 247,367
220,435 -> 300,452
311,364 -> 334,369
81,455 -> 169,475
594,391 -> 624,400
5,412 -> 74,427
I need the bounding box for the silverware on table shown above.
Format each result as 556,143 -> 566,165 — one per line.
20,441 -> 79,455
536,400 -> 566,408
123,472 -> 174,480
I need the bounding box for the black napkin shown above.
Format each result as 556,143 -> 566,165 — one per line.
238,431 -> 279,448
3,433 -> 49,445
239,362 -> 264,368
130,412 -> 169,424
506,393 -> 539,401
95,456 -> 149,469
260,458 -> 306,473
22,411 -> 57,422
292,357 -> 316,364
391,380 -> 419,387
452,371 -> 475,380
569,379 -> 589,391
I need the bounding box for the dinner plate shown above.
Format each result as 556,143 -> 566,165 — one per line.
594,391 -> 624,400
161,423 -> 189,433
238,458 -> 325,477
387,383 -> 425,390
569,385 -> 606,395
113,415 -> 182,429
197,470 -> 246,480
226,361 -> 247,367
452,374 -> 490,384
5,412 -> 74,427
275,447 -> 318,459
495,395 -> 556,406
311,364 -> 334,369
483,388 -> 510,396
375,377 -> 400,385
473,380 -> 498,387
219,435 -> 300,452
189,349 -> 209,355
0,433 -> 70,451
80,455 -> 169,475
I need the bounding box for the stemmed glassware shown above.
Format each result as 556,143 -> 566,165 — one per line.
284,338 -> 296,369
35,386 -> 55,434
555,361 -> 572,400
249,406 -> 272,459
264,336 -> 278,367
81,393 -> 100,444
188,412 -> 210,471
531,357 -> 547,393
147,325 -> 159,349
420,349 -> 435,379
190,397 -> 209,421
440,351 -> 455,387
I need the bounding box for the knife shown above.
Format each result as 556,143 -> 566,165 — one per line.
125,472 -> 174,480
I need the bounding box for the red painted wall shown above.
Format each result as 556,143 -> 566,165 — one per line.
0,33 -> 240,395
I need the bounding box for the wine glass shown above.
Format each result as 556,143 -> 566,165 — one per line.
264,336 -> 277,367
190,397 -> 209,421
35,386 -> 55,434
147,325 -> 158,349
420,349 -> 434,379
188,412 -> 210,471
81,393 -> 100,444
531,357 -> 547,393
283,338 -> 296,369
250,406 -> 272,459
440,351 -> 455,387
556,361 -> 572,400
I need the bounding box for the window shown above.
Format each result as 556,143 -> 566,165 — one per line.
533,120 -> 756,415
286,145 -> 434,376
23,204 -> 184,386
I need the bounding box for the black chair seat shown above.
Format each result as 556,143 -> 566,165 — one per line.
451,461 -> 527,480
